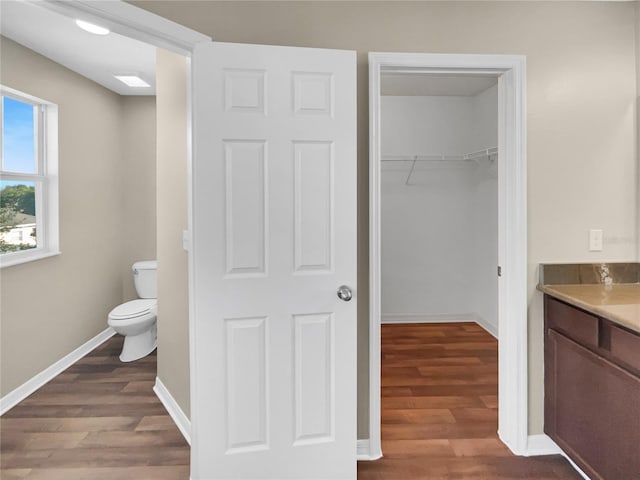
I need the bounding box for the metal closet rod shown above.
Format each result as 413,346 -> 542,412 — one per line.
381,147 -> 498,163
380,147 -> 498,185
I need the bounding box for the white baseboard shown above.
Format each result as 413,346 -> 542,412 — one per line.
0,327 -> 116,416
525,434 -> 561,456
381,312 -> 498,339
154,376 -> 191,445
381,312 -> 476,324
561,454 -> 592,480
472,314 -> 498,339
357,438 -> 382,461
526,434 -> 591,480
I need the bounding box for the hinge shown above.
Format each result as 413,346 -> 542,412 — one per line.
497,266 -> 502,277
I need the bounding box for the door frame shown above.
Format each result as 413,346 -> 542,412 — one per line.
368,52 -> 528,457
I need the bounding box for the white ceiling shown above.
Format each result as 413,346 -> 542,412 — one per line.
381,73 -> 498,97
1,0 -> 157,96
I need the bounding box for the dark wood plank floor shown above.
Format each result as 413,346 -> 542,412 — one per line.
357,323 -> 581,480
1,323 -> 580,479
0,336 -> 190,480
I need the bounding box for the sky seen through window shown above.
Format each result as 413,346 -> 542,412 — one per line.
2,96 -> 36,190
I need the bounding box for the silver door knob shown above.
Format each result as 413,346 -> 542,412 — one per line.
337,285 -> 353,302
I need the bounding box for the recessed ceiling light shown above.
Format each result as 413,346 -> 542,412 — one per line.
114,75 -> 151,88
75,19 -> 110,35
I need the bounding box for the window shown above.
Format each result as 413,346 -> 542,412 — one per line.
1,86 -> 58,267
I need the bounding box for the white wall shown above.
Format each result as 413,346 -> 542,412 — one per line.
381,163 -> 477,318
381,86 -> 498,333
470,86 -> 499,334
382,96 -> 476,155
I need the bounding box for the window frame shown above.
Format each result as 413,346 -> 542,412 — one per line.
0,86 -> 59,268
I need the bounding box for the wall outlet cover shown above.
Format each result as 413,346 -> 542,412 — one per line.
589,229 -> 603,252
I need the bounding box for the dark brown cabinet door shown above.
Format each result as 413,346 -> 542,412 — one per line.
545,329 -> 640,480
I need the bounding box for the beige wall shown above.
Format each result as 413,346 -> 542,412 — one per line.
134,1 -> 638,438
0,38 -> 157,397
156,49 -> 190,417
637,0 -> 640,261
121,97 -> 157,300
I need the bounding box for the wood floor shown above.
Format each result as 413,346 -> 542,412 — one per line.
1,324 -> 580,479
358,323 -> 581,480
0,336 -> 190,480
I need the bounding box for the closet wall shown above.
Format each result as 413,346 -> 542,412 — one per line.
381,84 -> 498,335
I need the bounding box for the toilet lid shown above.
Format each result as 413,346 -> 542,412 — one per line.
109,299 -> 156,320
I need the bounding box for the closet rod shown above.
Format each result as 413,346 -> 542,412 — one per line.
381,147 -> 498,163
382,147 -> 498,184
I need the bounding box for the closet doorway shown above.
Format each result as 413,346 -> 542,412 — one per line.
367,53 -> 528,460
380,74 -> 499,335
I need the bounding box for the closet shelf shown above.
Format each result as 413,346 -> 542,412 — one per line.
382,147 -> 498,185
381,147 -> 498,163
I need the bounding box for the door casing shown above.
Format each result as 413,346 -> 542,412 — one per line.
368,52 -> 529,459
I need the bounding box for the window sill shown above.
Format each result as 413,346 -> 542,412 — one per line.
0,249 -> 61,268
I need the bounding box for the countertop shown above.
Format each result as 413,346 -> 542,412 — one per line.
538,283 -> 640,334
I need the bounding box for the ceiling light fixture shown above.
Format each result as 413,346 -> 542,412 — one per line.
114,75 -> 151,88
75,19 -> 110,35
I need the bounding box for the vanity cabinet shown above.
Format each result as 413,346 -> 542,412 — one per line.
544,296 -> 640,480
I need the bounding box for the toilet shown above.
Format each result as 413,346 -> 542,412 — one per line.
108,260 -> 158,362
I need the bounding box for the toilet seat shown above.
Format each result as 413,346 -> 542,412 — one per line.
109,299 -> 156,321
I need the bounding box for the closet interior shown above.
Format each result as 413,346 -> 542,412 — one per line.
380,73 -> 499,336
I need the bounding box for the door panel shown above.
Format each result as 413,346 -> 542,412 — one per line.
191,42 -> 357,479
225,316 -> 268,454
294,141 -> 334,273
293,312 -> 334,445
224,140 -> 267,276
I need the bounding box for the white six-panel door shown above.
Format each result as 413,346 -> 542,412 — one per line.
191,42 -> 357,480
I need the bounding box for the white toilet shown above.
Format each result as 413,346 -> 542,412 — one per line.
108,260 -> 158,362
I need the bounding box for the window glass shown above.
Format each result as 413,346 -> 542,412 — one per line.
0,86 -> 57,266
2,96 -> 37,174
0,180 -> 37,253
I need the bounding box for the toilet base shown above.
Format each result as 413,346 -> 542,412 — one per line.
119,323 -> 157,362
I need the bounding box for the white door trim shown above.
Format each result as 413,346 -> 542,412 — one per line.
368,52 -> 528,457
32,0 -> 210,55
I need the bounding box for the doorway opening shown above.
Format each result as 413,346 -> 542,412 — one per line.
368,53 -> 528,459
379,73 -> 499,334
379,70 -> 501,461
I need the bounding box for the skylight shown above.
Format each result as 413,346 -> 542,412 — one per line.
113,75 -> 151,88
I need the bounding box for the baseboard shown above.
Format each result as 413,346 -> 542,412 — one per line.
381,313 -> 476,324
357,438 -> 382,461
473,314 -> 498,339
0,327 -> 116,416
525,434 -> 562,456
526,434 -> 591,480
154,376 -> 191,445
381,312 -> 498,339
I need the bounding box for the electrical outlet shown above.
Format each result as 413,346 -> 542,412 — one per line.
589,229 -> 603,252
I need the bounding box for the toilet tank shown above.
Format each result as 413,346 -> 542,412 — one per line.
132,260 -> 157,299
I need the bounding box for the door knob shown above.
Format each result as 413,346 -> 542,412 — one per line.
337,285 -> 353,302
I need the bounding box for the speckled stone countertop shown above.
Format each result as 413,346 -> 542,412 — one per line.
538,263 -> 640,334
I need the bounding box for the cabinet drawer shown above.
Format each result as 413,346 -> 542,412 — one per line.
610,325 -> 640,373
546,297 -> 599,348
